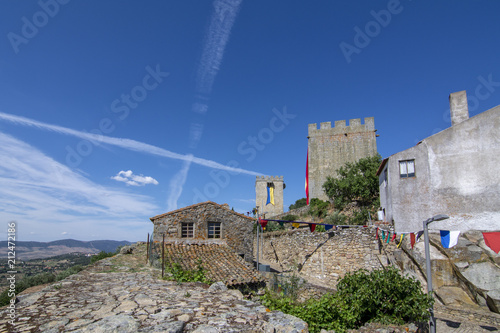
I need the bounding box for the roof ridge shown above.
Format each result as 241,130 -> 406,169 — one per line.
150,201 -> 255,221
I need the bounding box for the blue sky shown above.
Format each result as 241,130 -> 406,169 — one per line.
1,0 -> 499,242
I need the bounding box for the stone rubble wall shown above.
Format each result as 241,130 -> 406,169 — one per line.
255,227 -> 383,288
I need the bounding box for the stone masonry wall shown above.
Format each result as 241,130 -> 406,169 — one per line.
308,117 -> 378,201
256,227 -> 382,288
151,202 -> 254,263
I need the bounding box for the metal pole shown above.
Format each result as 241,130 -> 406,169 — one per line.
256,208 -> 260,271
423,218 -> 436,333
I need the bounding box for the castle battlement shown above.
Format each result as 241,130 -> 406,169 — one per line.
308,117 -> 375,136
255,176 -> 283,182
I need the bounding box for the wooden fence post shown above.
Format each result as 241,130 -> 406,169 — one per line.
146,233 -> 149,264
161,234 -> 165,278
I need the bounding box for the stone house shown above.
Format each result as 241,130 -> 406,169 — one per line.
150,201 -> 255,263
377,90 -> 500,233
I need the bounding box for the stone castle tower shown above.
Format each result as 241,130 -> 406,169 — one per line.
255,176 -> 284,217
308,117 -> 378,201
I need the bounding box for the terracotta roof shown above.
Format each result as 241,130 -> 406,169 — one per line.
163,243 -> 265,286
149,201 -> 255,222
376,157 -> 389,176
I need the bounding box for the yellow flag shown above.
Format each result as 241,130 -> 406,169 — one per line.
292,223 -> 300,228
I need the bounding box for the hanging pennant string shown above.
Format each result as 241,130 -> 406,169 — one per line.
397,234 -> 405,248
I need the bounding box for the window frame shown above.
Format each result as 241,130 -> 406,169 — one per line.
399,159 -> 416,178
207,222 -> 221,239
181,222 -> 194,238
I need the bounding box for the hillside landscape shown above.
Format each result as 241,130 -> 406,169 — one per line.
0,239 -> 131,260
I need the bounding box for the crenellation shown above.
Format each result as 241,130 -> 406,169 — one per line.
320,121 -> 331,129
334,120 -> 347,128
349,118 -> 361,127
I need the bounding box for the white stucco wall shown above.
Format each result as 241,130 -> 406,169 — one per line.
381,105 -> 500,233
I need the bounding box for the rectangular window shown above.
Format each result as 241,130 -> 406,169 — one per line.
399,160 -> 415,178
181,222 -> 194,238
208,222 -> 221,239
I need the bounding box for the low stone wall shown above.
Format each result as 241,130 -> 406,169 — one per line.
255,226 -> 383,288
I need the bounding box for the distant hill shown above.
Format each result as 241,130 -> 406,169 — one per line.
0,239 -> 132,260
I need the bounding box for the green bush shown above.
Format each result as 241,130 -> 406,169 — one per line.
281,214 -> 298,221
261,266 -> 433,333
90,250 -> 116,264
265,221 -> 285,232
308,198 -> 330,219
349,208 -> 369,225
164,260 -> 212,285
56,265 -> 84,281
325,211 -> 347,225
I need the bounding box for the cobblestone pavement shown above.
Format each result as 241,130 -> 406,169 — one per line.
0,243 -> 498,332
0,245 -> 307,332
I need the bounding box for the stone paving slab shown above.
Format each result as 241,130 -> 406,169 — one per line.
0,257 -> 307,332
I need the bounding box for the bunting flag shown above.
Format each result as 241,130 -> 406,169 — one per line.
292,222 -> 300,229
482,232 -> 500,254
309,224 -> 316,233
386,231 -> 390,243
415,230 -> 424,243
391,232 -> 397,242
381,230 -> 385,241
397,234 -> 405,248
440,230 -> 460,248
305,148 -> 309,205
375,227 -> 379,239
410,232 -> 416,249
325,225 -> 333,231
259,218 -> 268,229
278,221 -> 284,228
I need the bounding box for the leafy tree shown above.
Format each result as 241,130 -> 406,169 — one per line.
289,198 -> 307,211
323,154 -> 381,210
281,214 -> 298,221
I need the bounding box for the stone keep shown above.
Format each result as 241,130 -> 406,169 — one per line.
308,117 -> 378,201
255,176 -> 284,217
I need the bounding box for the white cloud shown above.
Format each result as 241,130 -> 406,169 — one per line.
111,170 -> 159,186
0,111 -> 262,176
0,132 -> 159,241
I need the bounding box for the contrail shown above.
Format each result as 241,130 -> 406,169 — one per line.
0,111 -> 263,176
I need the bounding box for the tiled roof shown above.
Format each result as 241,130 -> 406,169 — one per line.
150,201 -> 255,222
163,243 -> 265,286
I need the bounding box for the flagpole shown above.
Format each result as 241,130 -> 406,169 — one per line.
256,205 -> 260,271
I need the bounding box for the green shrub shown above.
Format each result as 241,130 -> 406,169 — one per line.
281,214 -> 299,222
90,250 -> 116,264
164,260 -> 212,285
56,265 -> 84,281
261,266 -> 433,333
265,221 -> 285,232
308,198 -> 330,219
325,211 -> 347,225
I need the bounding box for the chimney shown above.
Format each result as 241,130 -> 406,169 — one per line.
449,90 -> 469,126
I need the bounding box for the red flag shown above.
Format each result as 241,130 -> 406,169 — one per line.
309,224 -> 316,233
376,227 -> 379,239
410,233 -> 416,249
259,218 -> 268,229
391,232 -> 397,242
483,232 -> 500,254
305,148 -> 309,205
